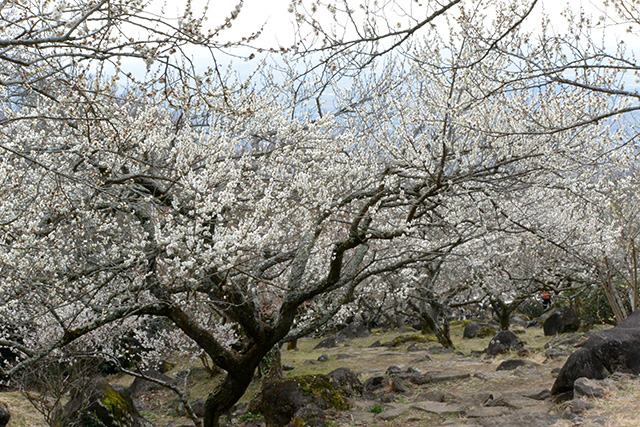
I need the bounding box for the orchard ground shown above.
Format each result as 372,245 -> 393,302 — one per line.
3,322 -> 640,427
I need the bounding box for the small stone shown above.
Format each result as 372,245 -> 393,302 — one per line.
486,331 -> 524,356
364,376 -> 385,392
409,355 -> 432,364
583,415 -> 607,426
522,388 -> 551,400
400,372 -> 430,385
486,393 -> 541,409
314,336 -> 339,349
465,391 -> 494,405
427,372 -> 471,383
571,399 -> 595,414
574,377 -> 606,398
496,359 -> 540,371
328,367 -> 364,397
465,406 -> 511,418
476,411 -> 559,427
428,346 -> 454,354
378,393 -> 396,403
418,390 -> 446,402
373,404 -> 409,420
561,407 -> 579,420
513,366 -> 541,378
390,378 -> 409,394
545,348 -> 570,360
386,366 -> 402,375
407,343 -> 426,352
411,401 -> 465,415
317,354 -> 329,362
475,371 -> 510,381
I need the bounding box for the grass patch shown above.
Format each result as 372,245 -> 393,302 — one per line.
0,392 -> 47,426
239,412 -> 262,422
368,403 -> 386,413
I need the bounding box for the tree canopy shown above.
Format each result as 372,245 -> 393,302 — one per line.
1,1 -> 640,426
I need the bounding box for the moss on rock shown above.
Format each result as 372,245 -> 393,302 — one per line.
296,375 -> 349,411
385,334 -> 428,347
101,384 -> 136,426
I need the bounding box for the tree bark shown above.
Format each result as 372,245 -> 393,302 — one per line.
489,299 -> 513,331
203,368 -> 256,427
420,312 -> 454,349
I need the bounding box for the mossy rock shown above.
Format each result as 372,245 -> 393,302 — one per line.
297,375 -> 349,411
384,334 -> 428,347
463,322 -> 497,339
261,374 -> 348,427
53,381 -> 151,427
450,319 -> 473,326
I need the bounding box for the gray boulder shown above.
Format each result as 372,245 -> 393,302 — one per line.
336,323 -> 370,339
487,331 -> 524,356
314,336 -> 339,349
463,322 -> 496,339
552,309 -> 640,394
543,307 -> 580,336
261,375 -> 348,427
327,368 -> 363,397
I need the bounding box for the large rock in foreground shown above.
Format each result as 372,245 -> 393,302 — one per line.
552,310 -> 640,394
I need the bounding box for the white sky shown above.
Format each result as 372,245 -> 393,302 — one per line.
201,0 -> 604,47
142,0 -> 636,78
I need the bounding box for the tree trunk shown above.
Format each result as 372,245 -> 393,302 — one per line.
203,344 -> 286,427
489,299 -> 511,330
203,369 -> 255,427
434,322 -> 454,349
498,311 -> 510,330
421,312 -> 454,349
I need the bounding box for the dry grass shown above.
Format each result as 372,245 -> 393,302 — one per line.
0,392 -> 47,426
582,376 -> 640,427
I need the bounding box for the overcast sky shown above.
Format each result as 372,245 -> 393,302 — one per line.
198,0 -> 608,47
142,0 -> 634,79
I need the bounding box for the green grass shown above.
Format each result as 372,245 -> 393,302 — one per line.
239,412 -> 262,421
368,403 -> 386,413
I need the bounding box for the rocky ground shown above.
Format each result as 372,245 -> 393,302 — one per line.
2,321 -> 640,427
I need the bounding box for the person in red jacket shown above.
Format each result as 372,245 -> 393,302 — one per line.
541,291 -> 552,311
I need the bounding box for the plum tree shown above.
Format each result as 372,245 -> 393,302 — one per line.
1,1 -> 637,427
